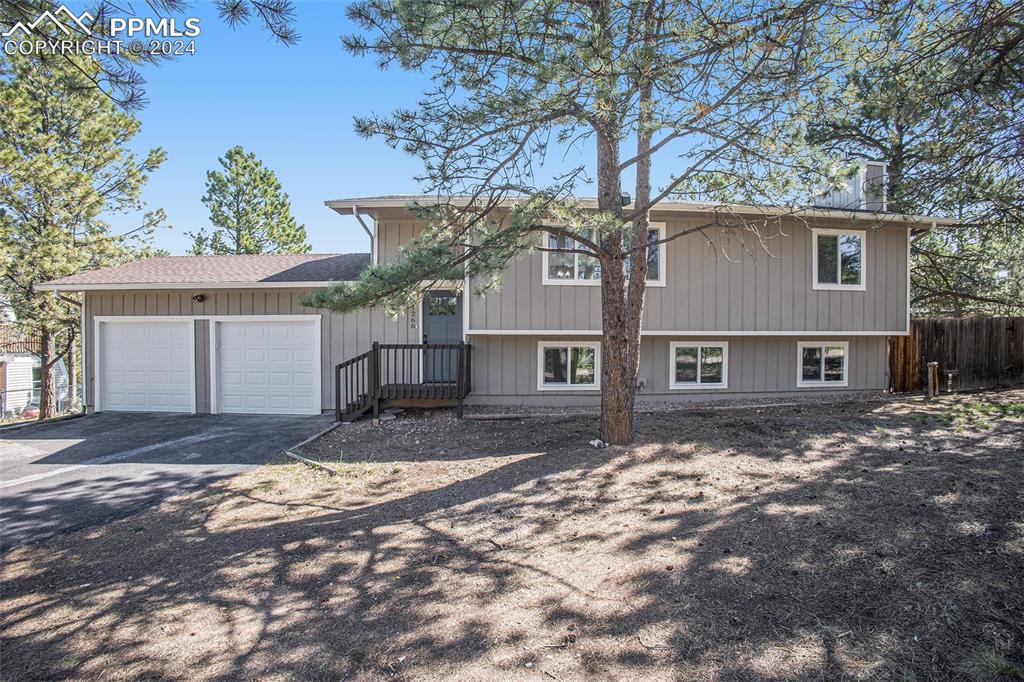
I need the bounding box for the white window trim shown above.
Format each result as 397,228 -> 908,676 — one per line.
668,341 -> 729,390
796,340 -> 849,387
811,228 -> 866,291
642,223 -> 667,288
541,223 -> 666,287
536,341 -> 601,391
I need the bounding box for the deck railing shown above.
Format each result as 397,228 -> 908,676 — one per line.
334,342 -> 472,422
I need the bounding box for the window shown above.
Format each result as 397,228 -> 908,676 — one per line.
542,223 -> 666,286
669,342 -> 728,389
812,228 -> 865,290
426,293 -> 458,316
543,230 -> 601,284
797,341 -> 849,387
537,342 -> 600,390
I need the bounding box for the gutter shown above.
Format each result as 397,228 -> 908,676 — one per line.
324,197 -> 957,228
35,280 -> 358,292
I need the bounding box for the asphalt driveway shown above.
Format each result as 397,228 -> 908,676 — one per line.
0,412 -> 331,549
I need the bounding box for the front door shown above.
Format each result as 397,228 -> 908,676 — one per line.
422,291 -> 462,383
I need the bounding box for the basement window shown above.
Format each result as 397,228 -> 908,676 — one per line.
537,342 -> 600,390
797,341 -> 849,387
669,342 -> 728,389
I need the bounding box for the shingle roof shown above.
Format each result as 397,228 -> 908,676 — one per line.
38,253 -> 370,290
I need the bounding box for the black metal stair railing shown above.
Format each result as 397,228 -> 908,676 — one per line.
334,342 -> 472,422
334,349 -> 373,422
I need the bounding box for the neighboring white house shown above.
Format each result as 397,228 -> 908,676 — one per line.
0,328 -> 70,417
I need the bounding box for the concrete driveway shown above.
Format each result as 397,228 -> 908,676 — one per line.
0,412 -> 331,549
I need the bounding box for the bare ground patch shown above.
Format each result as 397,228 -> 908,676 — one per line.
2,391 -> 1023,680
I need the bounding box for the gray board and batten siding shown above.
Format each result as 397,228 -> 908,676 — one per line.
463,218 -> 909,335
83,288 -> 420,413
83,211 -> 909,411
376,214 -> 910,335
467,335 -> 887,406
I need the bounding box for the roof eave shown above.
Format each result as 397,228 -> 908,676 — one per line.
325,198 -> 954,227
36,280 -> 355,292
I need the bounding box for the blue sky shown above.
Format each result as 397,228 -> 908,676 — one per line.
103,2 -> 438,256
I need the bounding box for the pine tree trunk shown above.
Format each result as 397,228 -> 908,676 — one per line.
620,73 -> 655,438
592,0 -> 657,445
38,331 -> 57,420
595,125 -> 635,445
66,336 -> 79,412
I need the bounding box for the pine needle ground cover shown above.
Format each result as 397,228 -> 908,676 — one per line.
3,391 -> 1022,680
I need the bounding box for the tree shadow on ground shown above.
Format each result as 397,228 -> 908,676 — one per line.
2,394 -> 1022,680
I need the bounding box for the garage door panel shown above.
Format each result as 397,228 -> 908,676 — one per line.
268,372 -> 291,386
221,348 -> 243,362
100,321 -> 194,413
293,371 -> 316,386
268,349 -> 292,363
244,372 -> 267,386
216,320 -> 320,416
245,348 -> 267,362
244,395 -> 269,409
220,395 -> 243,409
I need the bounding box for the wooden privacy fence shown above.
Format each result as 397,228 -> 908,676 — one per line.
889,317 -> 1024,393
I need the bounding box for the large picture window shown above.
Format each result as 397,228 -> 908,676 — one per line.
812,228 -> 865,290
543,224 -> 665,286
537,342 -> 600,390
669,342 -> 728,389
797,341 -> 849,387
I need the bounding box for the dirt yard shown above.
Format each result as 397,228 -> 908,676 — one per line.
3,391 -> 1023,680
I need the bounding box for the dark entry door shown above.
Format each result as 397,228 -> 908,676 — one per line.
423,291 -> 463,382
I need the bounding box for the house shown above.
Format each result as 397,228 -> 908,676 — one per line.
38,189 -> 952,417
0,327 -> 70,417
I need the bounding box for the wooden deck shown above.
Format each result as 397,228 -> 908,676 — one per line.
335,343 -> 472,421
378,382 -> 461,400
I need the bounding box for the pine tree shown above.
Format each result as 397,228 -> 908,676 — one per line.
303,0 -> 876,443
188,146 -> 310,255
809,6 -> 1024,316
0,53 -> 165,419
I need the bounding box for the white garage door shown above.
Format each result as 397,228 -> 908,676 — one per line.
215,320 -> 320,415
99,320 -> 194,412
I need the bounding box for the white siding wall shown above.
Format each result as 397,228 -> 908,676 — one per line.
1,356 -> 35,413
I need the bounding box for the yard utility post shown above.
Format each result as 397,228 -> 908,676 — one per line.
927,361 -> 939,399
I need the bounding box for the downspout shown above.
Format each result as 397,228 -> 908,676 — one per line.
352,205 -> 375,264
80,292 -> 88,413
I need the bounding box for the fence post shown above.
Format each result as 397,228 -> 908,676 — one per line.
334,363 -> 342,422
927,361 -> 939,399
456,343 -> 465,419
371,341 -> 381,420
